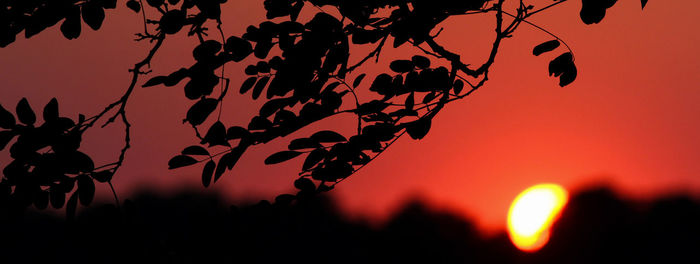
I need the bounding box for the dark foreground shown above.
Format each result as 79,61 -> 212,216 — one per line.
1,186 -> 698,264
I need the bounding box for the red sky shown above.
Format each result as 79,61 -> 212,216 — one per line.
1,0 -> 699,233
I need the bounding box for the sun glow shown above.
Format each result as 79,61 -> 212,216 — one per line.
507,183 -> 568,252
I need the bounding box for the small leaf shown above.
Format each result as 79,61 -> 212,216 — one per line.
77,174 -> 95,206
533,40 -> 560,56
186,98 -> 218,126
201,121 -> 228,147
405,118 -> 432,140
16,98 -> 36,125
43,98 -> 59,122
142,76 -> 168,87
252,76 -> 270,100
126,0 -> 141,13
453,80 -> 464,95
240,77 -> 257,94
265,151 -> 303,164
182,145 -> 210,156
641,0 -> 648,9
411,55 -> 431,69
302,148 -> 326,171
168,155 -> 198,169
310,130 -> 346,143
0,104 -> 15,129
81,1 -> 106,30
389,60 -> 414,73
226,126 -> 250,140
50,188 -> 66,209
201,160 -> 215,187
353,74 -> 366,88
92,170 -> 113,183
289,138 -> 321,150
60,6 -> 82,40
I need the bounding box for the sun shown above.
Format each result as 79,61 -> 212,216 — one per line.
507,183 -> 568,252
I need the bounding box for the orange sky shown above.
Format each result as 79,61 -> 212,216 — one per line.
1,0 -> 699,233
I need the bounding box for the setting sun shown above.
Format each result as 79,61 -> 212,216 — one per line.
507,183 -> 568,252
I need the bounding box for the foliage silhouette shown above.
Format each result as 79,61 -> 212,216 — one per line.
0,186 -> 697,263
0,0 -> 651,214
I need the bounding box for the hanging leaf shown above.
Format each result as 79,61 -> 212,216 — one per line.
533,40 -> 560,56
389,60 -> 414,73
406,118 -> 432,140
310,130 -> 346,143
201,160 -> 215,187
43,98 -> 59,122
453,80 -> 464,95
81,1 -> 106,30
168,155 -> 198,169
50,188 -> 66,209
265,151 -> 303,164
225,36 -> 253,61
91,170 -> 113,183
201,121 -> 228,147
641,0 -> 648,9
0,104 -> 15,129
126,0 -> 141,13
60,6 -> 82,40
186,98 -> 218,126
411,55 -> 431,69
252,76 -> 270,100
182,145 -> 210,156
302,148 -> 326,171
289,138 -> 321,150
549,52 -> 577,87
16,98 -> 36,125
240,77 -> 257,94
294,177 -> 315,192
353,74 -> 366,88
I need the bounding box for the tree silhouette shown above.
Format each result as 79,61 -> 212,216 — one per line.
0,0 -> 651,216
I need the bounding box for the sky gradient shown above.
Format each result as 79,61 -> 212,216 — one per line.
1,0 -> 698,233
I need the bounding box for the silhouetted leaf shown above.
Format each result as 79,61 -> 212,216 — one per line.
43,98 -> 59,122
294,177 -> 315,192
580,0 -> 618,24
142,76 -> 168,87
146,0 -> 164,7
289,138 -> 321,150
16,98 -> 36,125
201,160 -> 215,187
390,60 -> 414,73
77,174 -> 95,206
92,170 -> 113,183
226,126 -> 249,140
182,145 -> 210,156
168,155 -> 198,169
82,1 -> 105,30
240,77 -> 257,94
311,130 -> 346,143
641,0 -> 648,9
225,36 -> 253,61
533,40 -> 560,56
66,192 -> 78,220
265,151 -> 303,164
353,74 -> 366,88
186,98 -> 218,126
453,80 -> 464,95
193,40 -> 222,62
60,6 -> 82,40
302,148 -> 326,171
201,121 -> 228,147
126,0 -> 141,13
252,76 -> 270,100
549,52 -> 577,87
406,118 -> 432,140
0,104 -> 15,129
412,55 -> 431,69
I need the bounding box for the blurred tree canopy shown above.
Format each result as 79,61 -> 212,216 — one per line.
0,0 -> 650,216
